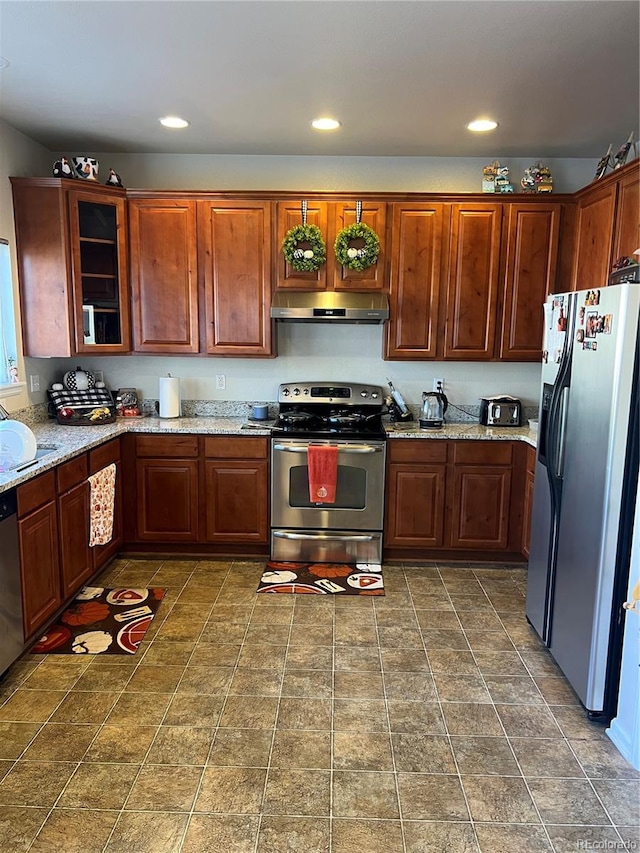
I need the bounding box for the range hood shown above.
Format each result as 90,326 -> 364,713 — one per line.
270,291 -> 389,324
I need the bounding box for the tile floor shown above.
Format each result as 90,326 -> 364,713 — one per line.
0,558 -> 638,852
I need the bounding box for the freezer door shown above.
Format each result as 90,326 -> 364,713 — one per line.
525,292 -> 573,640
549,284 -> 640,713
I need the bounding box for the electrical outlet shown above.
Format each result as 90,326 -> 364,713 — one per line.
29,374 -> 40,392
433,377 -> 444,392
93,370 -> 104,384
215,374 -> 226,390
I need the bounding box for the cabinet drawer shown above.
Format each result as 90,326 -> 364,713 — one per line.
90,438 -> 121,473
135,435 -> 199,457
203,436 -> 268,459
452,441 -> 513,465
17,471 -> 56,516
56,454 -> 88,493
387,440 -> 448,464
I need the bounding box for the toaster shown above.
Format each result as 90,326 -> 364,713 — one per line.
479,396 -> 522,427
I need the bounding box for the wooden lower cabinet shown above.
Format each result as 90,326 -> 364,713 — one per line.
56,455 -> 92,599
449,454 -> 512,550
385,439 -> 525,560
203,437 -> 268,545
89,438 -> 124,570
522,445 -> 536,559
18,490 -> 61,640
134,435 -> 199,542
385,441 -> 447,548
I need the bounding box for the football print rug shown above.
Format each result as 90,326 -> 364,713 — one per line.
257,561 -> 384,595
31,586 -> 166,655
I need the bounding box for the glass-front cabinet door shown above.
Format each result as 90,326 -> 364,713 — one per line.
68,190 -> 130,353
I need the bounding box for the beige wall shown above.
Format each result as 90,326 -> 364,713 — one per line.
7,126 -> 600,411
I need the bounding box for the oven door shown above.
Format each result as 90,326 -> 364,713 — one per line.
271,438 -> 385,530
271,437 -> 385,563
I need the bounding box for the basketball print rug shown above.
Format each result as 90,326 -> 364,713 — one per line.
31,586 -> 166,655
257,561 -> 384,596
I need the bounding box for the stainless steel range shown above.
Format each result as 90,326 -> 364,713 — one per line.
270,382 -> 387,564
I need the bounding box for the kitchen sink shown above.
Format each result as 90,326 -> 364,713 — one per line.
11,445 -> 58,472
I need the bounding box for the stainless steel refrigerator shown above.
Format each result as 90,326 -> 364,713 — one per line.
526,281 -> 640,721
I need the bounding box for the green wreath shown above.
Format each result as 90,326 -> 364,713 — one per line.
334,222 -> 380,271
282,224 -> 327,272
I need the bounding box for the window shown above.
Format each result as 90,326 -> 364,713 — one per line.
0,239 -> 20,391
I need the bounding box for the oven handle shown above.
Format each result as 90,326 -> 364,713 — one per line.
272,531 -> 376,542
272,443 -> 384,454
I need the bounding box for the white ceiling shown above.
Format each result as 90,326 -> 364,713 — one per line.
0,0 -> 638,159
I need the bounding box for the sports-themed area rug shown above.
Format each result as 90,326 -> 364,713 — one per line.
31,587 -> 166,655
257,561 -> 384,595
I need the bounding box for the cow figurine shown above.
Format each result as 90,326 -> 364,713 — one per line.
105,168 -> 124,188
52,156 -> 74,178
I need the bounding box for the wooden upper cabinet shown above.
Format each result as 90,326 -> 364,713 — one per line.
612,165 -> 639,263
332,202 -> 387,291
276,201 -> 330,290
199,200 -> 274,357
10,177 -> 129,357
444,203 -> 503,360
499,203 -> 561,361
275,200 -> 387,291
385,202 -> 445,359
129,199 -> 199,353
571,180 -> 617,291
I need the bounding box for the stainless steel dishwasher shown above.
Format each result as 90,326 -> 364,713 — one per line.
0,489 -> 24,677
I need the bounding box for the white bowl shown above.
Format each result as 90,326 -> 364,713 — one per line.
528,419 -> 539,432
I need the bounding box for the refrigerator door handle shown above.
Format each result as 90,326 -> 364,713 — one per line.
555,387 -> 570,479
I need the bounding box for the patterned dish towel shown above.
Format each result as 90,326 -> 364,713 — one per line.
88,463 -> 116,546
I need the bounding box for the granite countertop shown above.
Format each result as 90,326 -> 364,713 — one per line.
0,415 -> 537,494
385,421 -> 538,447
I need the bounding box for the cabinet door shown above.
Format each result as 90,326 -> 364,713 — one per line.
276,201 -> 330,290
68,188 -> 130,354
129,199 -> 199,353
136,459 -> 199,541
449,464 -> 512,549
58,481 -> 93,598
385,203 -> 445,359
571,182 -> 616,291
500,204 -> 561,361
444,203 -> 502,359
522,465 -> 536,560
200,200 -> 274,356
612,167 -> 639,263
18,502 -> 61,639
204,459 -> 268,543
385,464 -> 447,547
332,202 -> 387,291
89,439 -> 123,570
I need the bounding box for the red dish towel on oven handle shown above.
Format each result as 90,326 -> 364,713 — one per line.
308,444 -> 338,503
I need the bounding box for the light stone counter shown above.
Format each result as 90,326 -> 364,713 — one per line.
0,414 -> 536,494
386,421 -> 538,447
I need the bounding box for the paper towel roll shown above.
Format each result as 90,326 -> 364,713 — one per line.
159,375 -> 180,418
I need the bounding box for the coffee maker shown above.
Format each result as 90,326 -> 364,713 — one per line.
420,390 -> 448,429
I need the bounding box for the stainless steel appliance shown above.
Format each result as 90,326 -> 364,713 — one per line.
479,395 -> 522,426
420,391 -> 448,429
526,282 -> 640,721
270,291 -> 389,324
271,382 -> 387,563
0,489 -> 24,676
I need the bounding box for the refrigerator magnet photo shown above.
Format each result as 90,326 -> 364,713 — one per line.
576,329 -> 585,343
603,315 -> 613,334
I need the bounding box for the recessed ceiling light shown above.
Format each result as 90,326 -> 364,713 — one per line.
467,118 -> 499,132
0,57 -> 10,70
159,116 -> 190,129
311,117 -> 341,131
